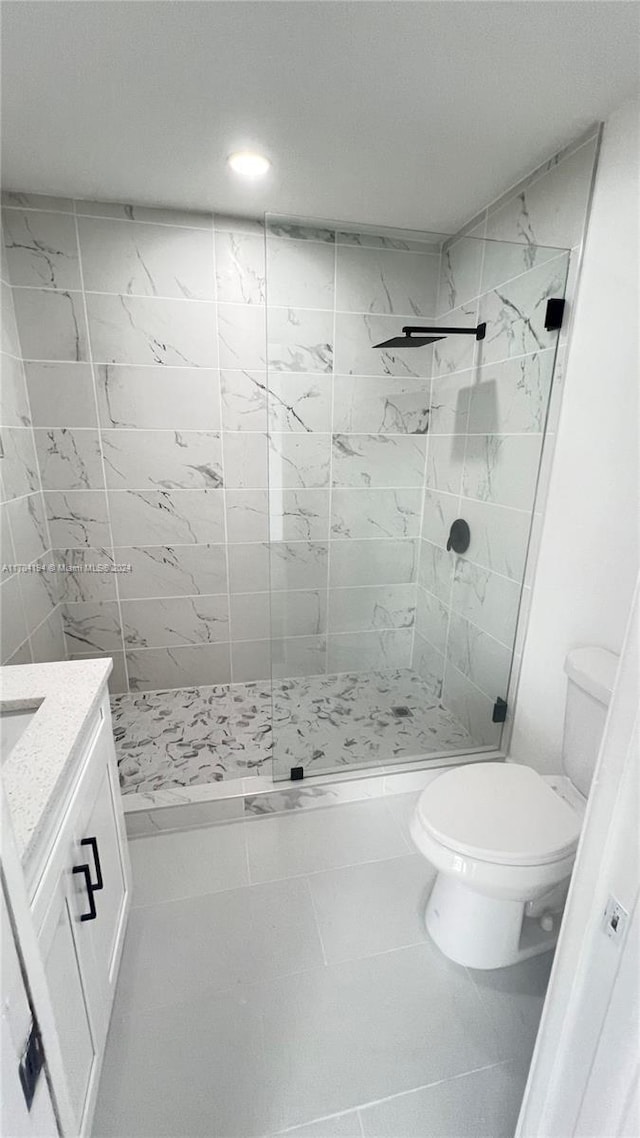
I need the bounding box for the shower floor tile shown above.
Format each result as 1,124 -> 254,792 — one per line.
112,668 -> 479,794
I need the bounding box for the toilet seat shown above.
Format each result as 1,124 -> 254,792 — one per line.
415,762 -> 581,867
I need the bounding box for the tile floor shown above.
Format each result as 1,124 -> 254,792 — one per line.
112,669 -> 479,793
93,793 -> 550,1138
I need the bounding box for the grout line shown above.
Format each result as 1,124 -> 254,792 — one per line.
324,226 -> 339,679
303,875 -> 329,967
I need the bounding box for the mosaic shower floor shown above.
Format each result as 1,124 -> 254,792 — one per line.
112,668 -> 479,795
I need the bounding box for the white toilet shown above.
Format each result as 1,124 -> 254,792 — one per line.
410,647 -> 619,970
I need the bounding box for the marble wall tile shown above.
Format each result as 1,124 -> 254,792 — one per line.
336,246 -> 438,316
2,209 -> 81,290
96,365 -> 220,430
215,231 -> 265,305
108,488 -> 224,546
478,253 -> 570,366
334,313 -> 432,378
214,214 -> 264,235
428,371 -> 472,435
229,592 -> 271,642
450,556 -> 521,647
4,639 -> 34,667
68,648 -> 128,694
420,488 -> 459,547
230,639 -> 271,683
220,369 -> 267,431
412,633 -> 445,700
266,221 -> 334,243
266,239 -> 335,309
328,584 -> 416,633
330,488 -> 422,540
61,599 -> 122,653
267,374 -> 332,433
45,489 -> 110,548
269,541 -> 329,590
480,240 -> 560,297
438,229 -> 484,311
267,307 -> 333,373
227,542 -> 270,593
425,434 -> 465,495
2,193 -> 73,213
225,488 -> 269,542
75,200 -> 213,229
431,302 -> 478,378
34,428 -> 104,491
462,433 -> 542,512
0,353 -> 31,427
217,303 -> 266,370
13,288 -> 89,361
270,588 -> 327,638
272,635 -> 327,679
25,362 -> 97,428
78,217 -> 214,299
466,350 -> 555,434
121,594 -> 229,648
268,433 -> 331,489
86,294 -> 216,367
332,433 -> 426,488
7,492 -> 50,563
102,429 -> 223,490
418,539 -> 454,605
415,587 -> 449,654
268,488 -> 330,541
447,611 -> 512,700
337,230 -> 441,253
55,547 -> 118,604
332,374 -> 430,435
1,281 -> 21,357
329,538 -> 417,588
459,498 -> 531,582
0,502 -> 15,565
30,607 -> 66,664
0,573 -> 29,661
441,662 -> 501,747
0,427 -> 40,500
222,432 -> 268,488
126,643 -> 231,691
115,543 -> 227,600
18,556 -> 61,632
327,629 -> 413,673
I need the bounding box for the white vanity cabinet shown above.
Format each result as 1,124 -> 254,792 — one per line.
29,693 -> 131,1137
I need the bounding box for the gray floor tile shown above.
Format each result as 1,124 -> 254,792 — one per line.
129,820 -> 248,905
246,799 -> 409,884
253,943 -> 499,1133
383,791 -> 421,846
272,1111 -> 363,1138
115,876 -> 325,1015
468,951 -> 554,1064
309,854 -> 434,963
359,1060 -> 528,1138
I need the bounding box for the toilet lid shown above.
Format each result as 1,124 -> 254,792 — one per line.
416,762 -> 582,867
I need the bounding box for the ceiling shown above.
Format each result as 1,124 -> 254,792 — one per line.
1,1 -> 638,232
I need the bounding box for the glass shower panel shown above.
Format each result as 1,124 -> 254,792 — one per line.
264,214 -> 570,781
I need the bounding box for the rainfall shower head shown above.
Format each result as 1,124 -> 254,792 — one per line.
373,322 -> 486,349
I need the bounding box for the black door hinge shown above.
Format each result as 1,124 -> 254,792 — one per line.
290,766 -> 304,781
492,698 -> 508,724
19,1019 -> 45,1111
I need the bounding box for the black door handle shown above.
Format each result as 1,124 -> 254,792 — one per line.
72,864 -> 98,921
80,836 -> 103,891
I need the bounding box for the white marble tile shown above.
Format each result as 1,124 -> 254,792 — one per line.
332,434 -> 426,488
95,364 -> 220,429
126,643 -> 231,691
467,349 -> 555,434
61,600 -> 122,653
267,306 -> 333,373
330,488 -> 422,539
0,427 -> 40,501
447,611 -> 511,699
214,213 -> 264,235
336,245 -> 438,316
450,557 -> 521,647
4,640 -> 34,667
78,216 -> 214,299
333,374 -> 430,434
268,433 -> 331,488
6,491 -> 50,563
2,192 -> 73,213
54,547 -> 118,604
227,541 -> 270,594
222,431 -> 268,488
86,294 -> 216,366
13,288 -> 89,361
328,585 -> 416,633
0,353 -> 30,427
268,488 -> 330,541
230,638 -> 272,683
412,634 -> 445,699
428,370 -> 472,434
438,228 -> 484,310
29,607 -> 66,664
229,592 -> 271,642
45,489 -> 110,548
25,361 -> 97,428
220,368 -> 268,431
215,230 -> 265,304
431,302 -> 478,378
327,629 -> 413,673
462,433 -> 542,511
267,373 -> 332,433
418,539 -> 454,605
272,635 -> 327,679
270,588 -> 327,638
460,497 -> 531,582
266,238 -> 335,308
19,564 -> 57,640
0,574 -> 28,662
330,538 -> 417,588
334,313 -> 432,378
1,281 -> 21,357
425,433 -> 465,495
420,488 -> 459,548
270,541 -> 329,590
442,662 -> 501,747
3,209 -> 81,290
480,239 -> 561,296
478,253 -> 570,366
34,428 -> 104,491
337,230 -> 440,252
415,587 -> 449,654
102,428 -> 223,490
108,488 -> 225,546
267,220 -> 335,243
121,595 -> 229,648
75,200 -> 212,228
224,488 -> 269,541
217,303 -> 266,370
115,543 -> 227,600
275,1110 -> 363,1138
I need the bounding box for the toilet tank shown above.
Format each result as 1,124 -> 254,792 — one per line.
562,647 -> 619,797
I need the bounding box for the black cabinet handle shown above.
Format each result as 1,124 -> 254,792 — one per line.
80,836 -> 103,891
72,864 -> 97,921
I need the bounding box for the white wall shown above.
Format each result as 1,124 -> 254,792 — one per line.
510,97 -> 639,773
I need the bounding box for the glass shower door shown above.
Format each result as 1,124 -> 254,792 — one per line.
264,213 -> 569,781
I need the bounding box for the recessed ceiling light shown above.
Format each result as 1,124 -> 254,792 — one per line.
227,151 -> 271,178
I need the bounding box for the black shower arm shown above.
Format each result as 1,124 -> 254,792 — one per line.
401,322 -> 486,340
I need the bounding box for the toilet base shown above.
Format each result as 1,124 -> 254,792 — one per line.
425,873 -> 561,969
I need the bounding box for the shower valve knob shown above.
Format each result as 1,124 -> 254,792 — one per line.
446,519 -> 470,555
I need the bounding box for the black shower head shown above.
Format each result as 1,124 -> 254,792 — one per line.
373,322 -> 486,349
373,332 -> 445,349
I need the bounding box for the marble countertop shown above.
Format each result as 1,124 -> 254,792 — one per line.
1,658 -> 112,883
